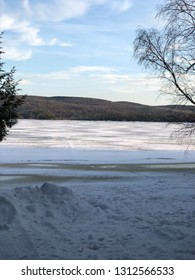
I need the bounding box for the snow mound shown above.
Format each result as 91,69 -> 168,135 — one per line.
12,182 -> 96,214
0,196 -> 16,229
41,182 -> 73,196
0,183 -> 103,259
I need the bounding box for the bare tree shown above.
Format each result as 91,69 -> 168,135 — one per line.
0,33 -> 25,141
133,0 -> 195,142
157,0 -> 195,38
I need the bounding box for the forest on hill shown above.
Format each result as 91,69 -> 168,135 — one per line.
17,95 -> 195,123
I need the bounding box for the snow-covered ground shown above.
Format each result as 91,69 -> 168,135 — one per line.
0,120 -> 195,260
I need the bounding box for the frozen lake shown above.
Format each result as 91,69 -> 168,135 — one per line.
1,119 -> 190,150
1,120 -> 195,164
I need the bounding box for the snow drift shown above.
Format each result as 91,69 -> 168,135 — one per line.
0,178 -> 195,260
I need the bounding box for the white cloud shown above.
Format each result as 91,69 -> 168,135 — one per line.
20,0 -> 133,22
1,12 -> 44,46
109,0 -> 133,12
70,65 -> 114,74
89,72 -> 162,96
34,0 -> 96,22
18,22 -> 45,46
1,15 -> 65,61
3,47 -> 32,61
94,73 -> 130,83
59,42 -> 73,47
19,66 -> 114,82
22,0 -> 32,15
0,14 -> 16,30
19,79 -> 32,85
48,39 -> 74,47
26,71 -> 71,81
1,16 -> 47,62
0,0 -> 133,62
17,68 -> 164,105
0,12 -> 72,49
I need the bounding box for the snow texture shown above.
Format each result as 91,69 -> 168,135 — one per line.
0,173 -> 195,260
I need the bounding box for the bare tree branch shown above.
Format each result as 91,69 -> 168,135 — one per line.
133,0 -> 195,143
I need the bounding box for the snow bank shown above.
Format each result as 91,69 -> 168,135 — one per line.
0,177 -> 195,260
0,182 -> 100,259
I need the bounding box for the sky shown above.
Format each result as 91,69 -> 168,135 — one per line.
0,0 -> 170,105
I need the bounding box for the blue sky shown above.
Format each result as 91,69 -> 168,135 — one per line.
0,0 -> 169,105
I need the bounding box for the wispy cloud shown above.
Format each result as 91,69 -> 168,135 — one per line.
70,65 -> 115,74
0,14 -> 15,30
18,67 -> 160,90
1,11 -> 72,60
2,0 -> 134,25
90,71 -> 162,95
31,0 -> 132,22
59,42 -> 73,48
93,73 -> 130,83
25,71 -> 71,81
19,66 -> 115,81
1,14 -> 45,46
19,79 -> 32,85
34,0 -> 92,22
109,0 -> 133,12
16,65 -> 163,105
1,0 -> 133,61
3,47 -> 32,61
22,0 -> 32,16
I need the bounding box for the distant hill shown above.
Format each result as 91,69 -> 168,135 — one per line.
17,95 -> 195,122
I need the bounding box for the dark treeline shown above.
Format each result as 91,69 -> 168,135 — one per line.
17,95 -> 195,122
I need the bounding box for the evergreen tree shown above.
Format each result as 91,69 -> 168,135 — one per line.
0,33 -> 25,141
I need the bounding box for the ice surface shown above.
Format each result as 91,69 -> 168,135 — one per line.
1,120 -> 194,165
1,120 -> 192,150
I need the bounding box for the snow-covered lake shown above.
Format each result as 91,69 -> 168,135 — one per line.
1,120 -> 194,164
0,120 -> 195,260
1,119 -> 191,150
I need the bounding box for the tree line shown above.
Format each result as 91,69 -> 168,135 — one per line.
17,95 -> 195,123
